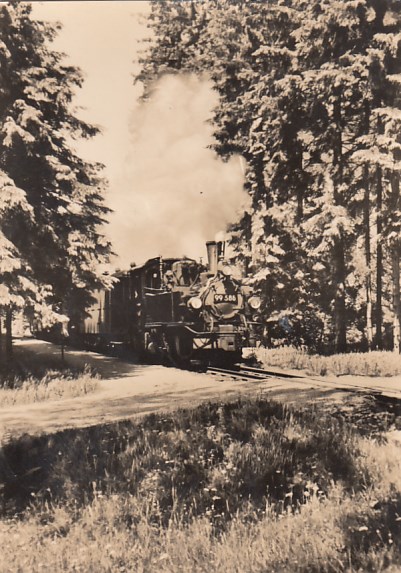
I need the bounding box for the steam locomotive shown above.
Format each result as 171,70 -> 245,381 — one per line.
80,241 -> 261,365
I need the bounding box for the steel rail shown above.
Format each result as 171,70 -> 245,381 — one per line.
207,364 -> 401,401
207,366 -> 273,381
236,364 -> 302,379
275,373 -> 401,400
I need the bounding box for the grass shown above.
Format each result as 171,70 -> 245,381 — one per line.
0,366 -> 99,408
0,340 -> 99,407
254,347 -> 401,377
1,397 -> 401,572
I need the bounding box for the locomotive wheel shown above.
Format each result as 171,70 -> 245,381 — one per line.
167,332 -> 193,367
133,334 -> 147,362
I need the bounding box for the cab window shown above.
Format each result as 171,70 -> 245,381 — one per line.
145,266 -> 161,289
171,261 -> 199,286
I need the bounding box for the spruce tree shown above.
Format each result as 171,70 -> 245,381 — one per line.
0,3 -> 112,357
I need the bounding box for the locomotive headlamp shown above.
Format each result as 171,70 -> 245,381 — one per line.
220,264 -> 233,277
188,297 -> 203,310
248,296 -> 261,310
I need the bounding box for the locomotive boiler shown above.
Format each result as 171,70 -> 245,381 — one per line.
82,241 -> 261,365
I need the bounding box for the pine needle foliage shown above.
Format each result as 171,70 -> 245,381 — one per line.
0,3 -> 113,351
137,0 -> 401,353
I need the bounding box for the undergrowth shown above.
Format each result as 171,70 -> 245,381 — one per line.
0,341 -> 99,406
0,365 -> 99,407
255,347 -> 401,377
1,397 -> 401,571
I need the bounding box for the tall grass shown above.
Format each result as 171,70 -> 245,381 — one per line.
0,366 -> 99,407
1,485 -> 400,573
1,398 -> 401,571
255,347 -> 401,377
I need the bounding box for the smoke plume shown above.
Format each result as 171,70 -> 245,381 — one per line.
107,74 -> 248,269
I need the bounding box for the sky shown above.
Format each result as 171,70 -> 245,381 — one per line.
32,1 -> 247,268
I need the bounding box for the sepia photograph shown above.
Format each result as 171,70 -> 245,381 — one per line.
0,0 -> 401,571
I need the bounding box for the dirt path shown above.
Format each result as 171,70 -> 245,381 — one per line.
1,339 -> 399,438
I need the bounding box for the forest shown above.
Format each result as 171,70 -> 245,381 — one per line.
137,0 -> 401,354
0,1 -> 401,359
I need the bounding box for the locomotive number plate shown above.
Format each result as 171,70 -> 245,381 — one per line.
214,294 -> 238,304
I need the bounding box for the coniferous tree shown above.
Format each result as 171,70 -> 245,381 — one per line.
0,170 -> 56,360
0,3 -> 113,358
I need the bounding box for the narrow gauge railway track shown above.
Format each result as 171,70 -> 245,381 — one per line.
206,364 -> 401,402
206,366 -> 274,382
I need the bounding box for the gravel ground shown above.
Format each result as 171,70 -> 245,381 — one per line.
0,338 -> 399,438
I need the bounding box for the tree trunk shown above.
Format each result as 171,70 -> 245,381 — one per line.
363,165 -> 373,350
5,307 -> 13,363
332,89 -> 347,353
375,165 -> 383,349
333,237 -> 347,353
0,315 -> 2,360
391,248 -> 401,352
390,172 -> 401,352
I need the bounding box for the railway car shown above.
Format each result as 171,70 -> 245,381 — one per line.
80,241 -> 262,365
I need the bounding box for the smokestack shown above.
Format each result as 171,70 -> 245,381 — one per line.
206,241 -> 218,275
217,241 -> 225,260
